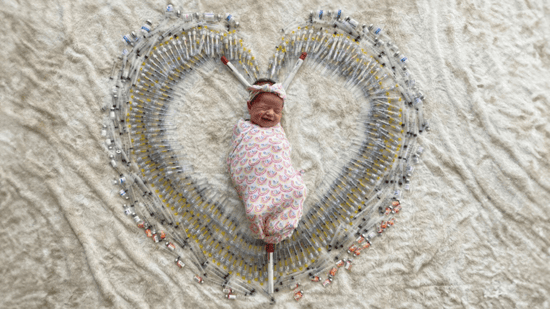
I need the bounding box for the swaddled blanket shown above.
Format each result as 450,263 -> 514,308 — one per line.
228,118 -> 306,244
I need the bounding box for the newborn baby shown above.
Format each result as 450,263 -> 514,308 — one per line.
228,79 -> 306,244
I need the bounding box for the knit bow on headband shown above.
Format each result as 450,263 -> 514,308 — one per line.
246,83 -> 287,104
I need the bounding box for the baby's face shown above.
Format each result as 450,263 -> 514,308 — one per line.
247,92 -> 284,128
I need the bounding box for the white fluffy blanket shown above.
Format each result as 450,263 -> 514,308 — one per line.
1,0 -> 549,308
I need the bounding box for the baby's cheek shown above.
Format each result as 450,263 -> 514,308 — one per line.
255,110 -> 267,119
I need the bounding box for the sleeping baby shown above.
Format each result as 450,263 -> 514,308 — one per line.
227,79 -> 306,244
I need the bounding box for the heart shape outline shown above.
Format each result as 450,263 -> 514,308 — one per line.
103,4 -> 428,301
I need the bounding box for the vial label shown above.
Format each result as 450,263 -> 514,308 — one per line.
345,260 -> 353,270
145,229 -> 153,237
166,242 -> 176,251
194,275 -> 203,283
226,294 -> 237,300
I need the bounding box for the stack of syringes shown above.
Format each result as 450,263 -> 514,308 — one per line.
101,5 -> 428,303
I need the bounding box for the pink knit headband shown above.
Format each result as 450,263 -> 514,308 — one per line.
246,83 -> 287,105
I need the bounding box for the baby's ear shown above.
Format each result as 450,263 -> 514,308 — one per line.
247,100 -> 253,111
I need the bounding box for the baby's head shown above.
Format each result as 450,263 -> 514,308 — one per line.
247,79 -> 284,128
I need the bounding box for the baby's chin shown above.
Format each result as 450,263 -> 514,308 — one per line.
252,117 -> 280,128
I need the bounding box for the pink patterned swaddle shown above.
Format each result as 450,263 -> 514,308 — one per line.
228,118 -> 306,244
